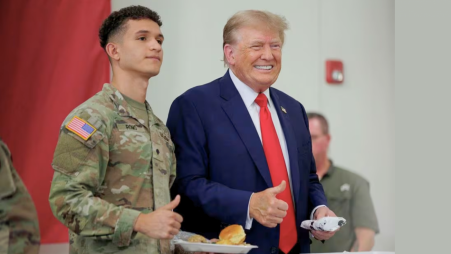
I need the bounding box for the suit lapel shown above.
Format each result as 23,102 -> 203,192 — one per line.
219,71 -> 273,188
269,89 -> 301,206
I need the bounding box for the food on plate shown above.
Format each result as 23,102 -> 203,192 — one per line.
218,224 -> 246,245
187,234 -> 208,243
215,239 -> 233,245
184,224 -> 251,246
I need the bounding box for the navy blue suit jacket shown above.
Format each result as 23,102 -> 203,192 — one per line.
167,71 -> 327,254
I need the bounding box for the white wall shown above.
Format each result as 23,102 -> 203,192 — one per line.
112,0 -> 394,251
318,1 -> 395,251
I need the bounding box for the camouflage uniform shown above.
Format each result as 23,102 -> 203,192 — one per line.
49,83 -> 176,254
0,138 -> 40,254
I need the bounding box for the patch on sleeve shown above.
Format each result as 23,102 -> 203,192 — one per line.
66,116 -> 97,140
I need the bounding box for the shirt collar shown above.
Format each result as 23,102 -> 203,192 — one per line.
324,159 -> 336,178
229,69 -> 272,108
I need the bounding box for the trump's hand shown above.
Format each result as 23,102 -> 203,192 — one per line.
249,181 -> 288,228
311,206 -> 338,241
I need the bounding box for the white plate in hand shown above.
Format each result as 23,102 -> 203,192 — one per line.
173,240 -> 258,254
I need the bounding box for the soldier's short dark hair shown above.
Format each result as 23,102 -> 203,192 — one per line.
99,5 -> 162,50
307,112 -> 329,135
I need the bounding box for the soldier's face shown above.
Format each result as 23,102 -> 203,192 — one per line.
118,19 -> 164,78
309,118 -> 330,162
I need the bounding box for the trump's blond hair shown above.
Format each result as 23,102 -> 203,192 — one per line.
222,10 -> 289,66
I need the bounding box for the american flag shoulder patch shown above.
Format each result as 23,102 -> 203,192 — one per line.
65,116 -> 97,140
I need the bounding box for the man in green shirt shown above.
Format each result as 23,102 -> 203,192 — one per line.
307,112 -> 379,253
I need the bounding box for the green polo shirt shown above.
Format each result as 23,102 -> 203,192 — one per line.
310,160 -> 380,253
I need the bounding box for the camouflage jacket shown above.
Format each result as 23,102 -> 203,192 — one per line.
0,138 -> 40,254
49,83 -> 176,254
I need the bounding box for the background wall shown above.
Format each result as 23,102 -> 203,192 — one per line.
113,0 -> 395,251
318,1 -> 395,251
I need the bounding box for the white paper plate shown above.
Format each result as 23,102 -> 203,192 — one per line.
300,252 -> 395,254
174,240 -> 258,254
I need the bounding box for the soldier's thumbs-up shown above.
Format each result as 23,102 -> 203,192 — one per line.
162,194 -> 181,211
133,195 -> 184,239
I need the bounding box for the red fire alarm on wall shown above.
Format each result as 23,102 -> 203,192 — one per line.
325,60 -> 344,84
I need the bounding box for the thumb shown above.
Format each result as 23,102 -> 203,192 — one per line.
269,180 -> 286,195
162,195 -> 180,210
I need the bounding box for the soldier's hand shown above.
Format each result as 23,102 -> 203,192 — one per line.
249,181 -> 288,228
133,195 -> 183,239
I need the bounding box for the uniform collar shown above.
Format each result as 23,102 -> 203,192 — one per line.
103,83 -> 143,120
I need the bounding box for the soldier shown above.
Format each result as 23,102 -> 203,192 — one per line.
0,138 -> 40,254
48,6 -> 183,254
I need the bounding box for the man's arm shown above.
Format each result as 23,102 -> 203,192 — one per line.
299,103 -> 328,211
0,141 -> 16,199
0,140 -> 41,253
50,111 -> 183,246
350,177 -> 380,251
49,116 -> 140,247
351,227 -> 376,252
167,95 -> 253,227
298,104 -> 337,242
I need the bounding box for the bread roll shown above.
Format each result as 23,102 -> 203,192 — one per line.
215,239 -> 233,245
219,225 -> 246,245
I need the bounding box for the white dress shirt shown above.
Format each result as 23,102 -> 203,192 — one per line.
228,69 -> 324,229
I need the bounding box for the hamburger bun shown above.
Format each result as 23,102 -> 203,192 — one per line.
216,239 -> 233,245
219,225 -> 246,245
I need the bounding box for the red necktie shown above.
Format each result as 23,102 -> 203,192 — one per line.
255,93 -> 297,254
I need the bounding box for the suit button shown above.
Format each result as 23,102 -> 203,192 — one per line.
271,247 -> 278,254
